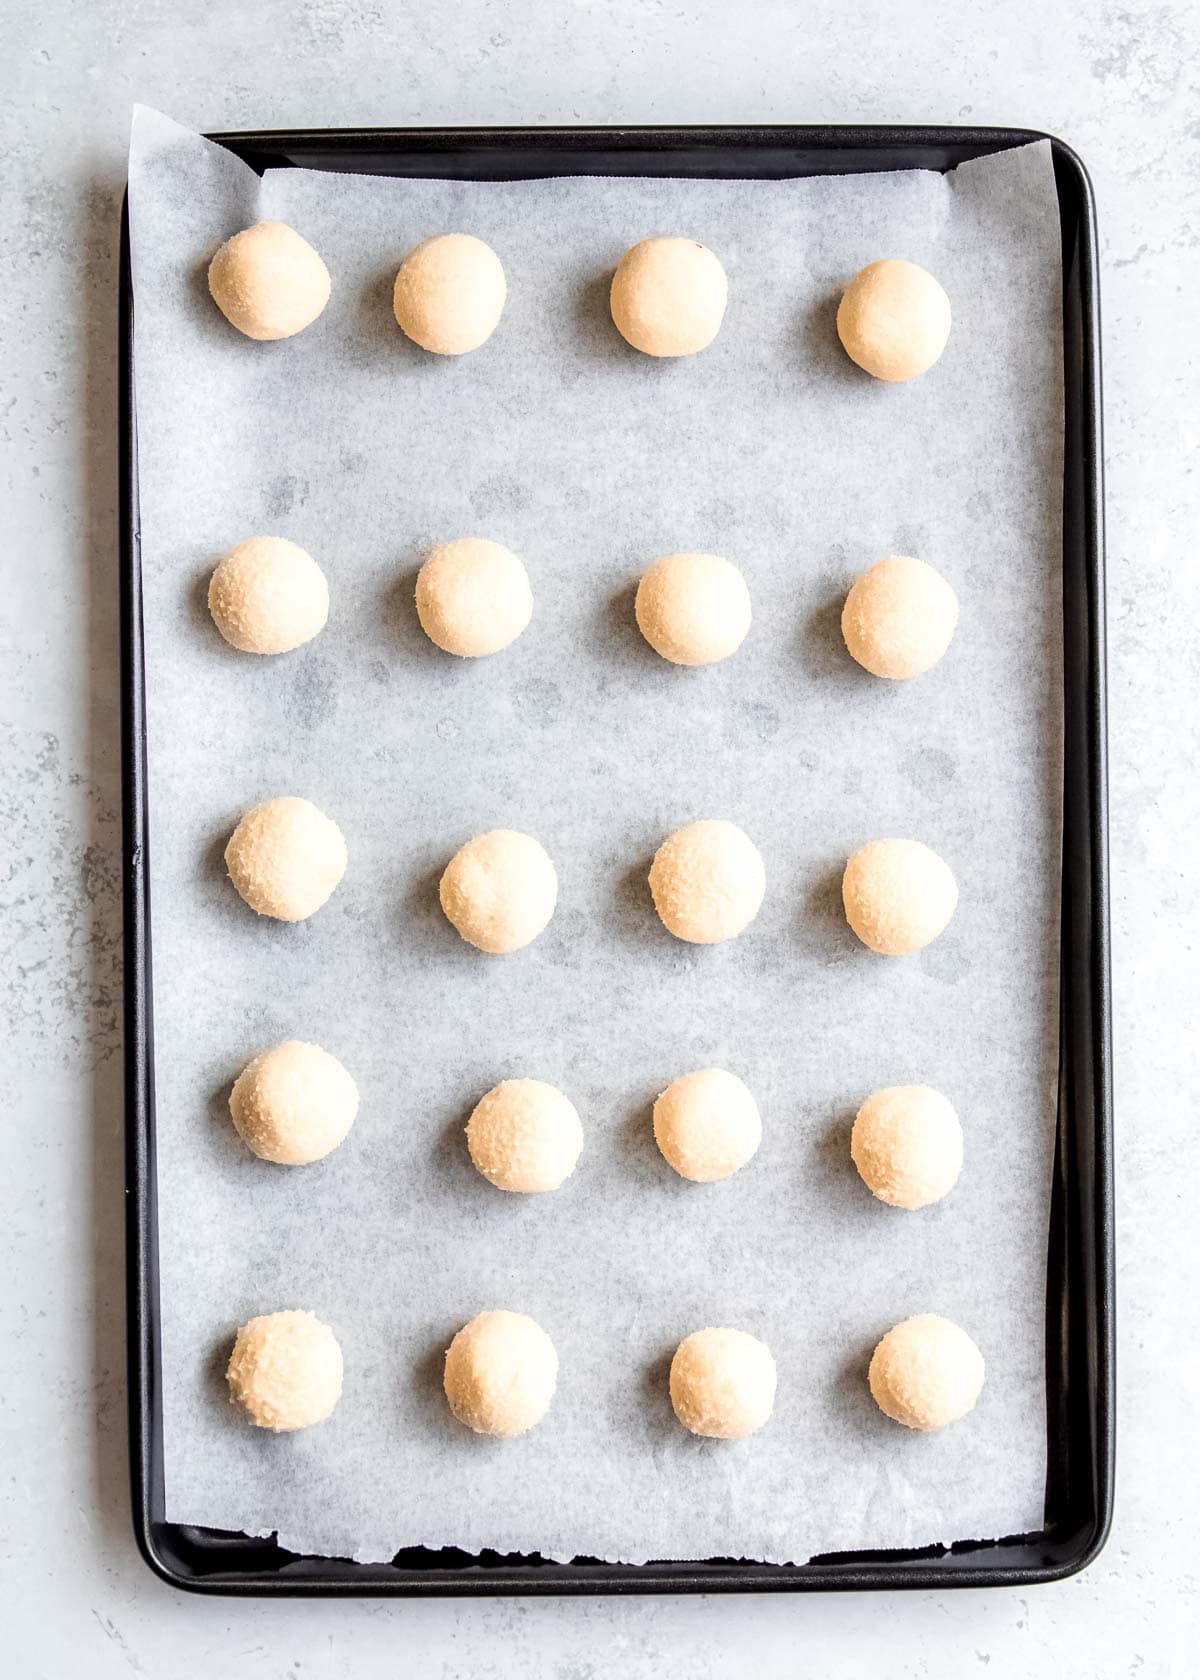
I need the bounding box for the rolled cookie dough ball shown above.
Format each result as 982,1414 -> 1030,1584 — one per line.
649,820 -> 765,944
836,258 -> 951,382
230,1040 -> 359,1165
842,838 -> 957,955
225,796 -> 347,922
208,221 -> 331,341
653,1068 -> 761,1183
466,1078 -> 583,1192
443,1310 -> 558,1437
226,1309 -> 343,1431
635,552 -> 752,666
208,536 -> 329,655
868,1313 -> 985,1431
851,1084 -> 962,1209
415,538 -> 532,657
669,1327 -> 776,1439
841,554 -> 958,679
393,233 -> 506,354
610,236 -> 728,357
439,829 -> 558,954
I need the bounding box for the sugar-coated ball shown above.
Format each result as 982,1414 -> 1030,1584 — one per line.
836,258 -> 951,382
208,536 -> 329,655
649,819 -> 765,944
610,236 -> 728,357
207,221 -> 331,341
225,796 -> 347,922
841,554 -> 958,679
653,1068 -> 761,1182
439,829 -> 558,953
842,838 -> 957,955
851,1084 -> 963,1209
415,538 -> 532,657
229,1040 -> 359,1165
393,234 -> 506,354
466,1078 -> 583,1193
226,1309 -> 343,1431
635,552 -> 752,666
443,1310 -> 558,1437
868,1313 -> 985,1430
669,1327 -> 776,1439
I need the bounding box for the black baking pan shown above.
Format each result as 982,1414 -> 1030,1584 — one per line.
120,123 -> 1112,1595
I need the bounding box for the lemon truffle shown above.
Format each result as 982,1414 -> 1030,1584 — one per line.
851,1084 -> 963,1209
443,1310 -> 558,1437
466,1078 -> 583,1192
415,538 -> 532,657
208,536 -> 329,655
841,554 -> 958,679
207,221 -> 331,342
610,236 -> 728,357
225,796 -> 347,922
669,1327 -> 776,1439
439,829 -> 557,954
868,1313 -> 985,1430
229,1040 -> 359,1165
649,820 -> 765,944
836,258 -> 951,382
226,1309 -> 343,1431
392,233 -> 506,355
653,1068 -> 761,1182
842,838 -> 957,955
635,552 -> 752,666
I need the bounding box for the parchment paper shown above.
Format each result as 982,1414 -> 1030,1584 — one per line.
127,106 -> 1064,1565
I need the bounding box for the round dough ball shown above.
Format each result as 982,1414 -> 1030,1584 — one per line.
653,1068 -> 761,1183
225,796 -> 347,922
230,1040 -> 359,1165
392,233 -> 506,355
466,1078 -> 583,1193
868,1313 -> 985,1431
649,820 -> 765,944
226,1309 -> 343,1431
415,538 -> 532,657
841,554 -> 958,680
851,1084 -> 963,1209
842,838 -> 957,955
439,829 -> 557,954
208,536 -> 329,655
443,1310 -> 558,1437
635,552 -> 752,666
610,236 -> 728,357
207,221 -> 331,342
669,1327 -> 776,1439
836,258 -> 951,382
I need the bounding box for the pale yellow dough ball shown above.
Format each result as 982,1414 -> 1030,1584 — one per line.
443,1310 -> 558,1437
610,236 -> 728,357
851,1084 -> 963,1209
868,1313 -> 985,1431
439,829 -> 558,953
635,552 -> 752,666
415,538 -> 532,657
649,819 -> 765,944
208,536 -> 329,655
207,221 -> 331,341
230,1040 -> 359,1165
226,1309 -> 343,1431
393,233 -> 506,354
653,1068 -> 761,1183
225,796 -> 347,922
836,258 -> 951,382
841,554 -> 958,679
669,1327 -> 776,1439
842,838 -> 957,955
466,1078 -> 583,1193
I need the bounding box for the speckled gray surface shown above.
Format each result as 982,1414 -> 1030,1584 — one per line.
3,0 -> 1197,1673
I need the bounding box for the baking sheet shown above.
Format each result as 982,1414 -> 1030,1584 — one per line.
127,106 -> 1064,1565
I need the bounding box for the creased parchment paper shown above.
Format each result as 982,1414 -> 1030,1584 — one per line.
127,107 -> 1063,1565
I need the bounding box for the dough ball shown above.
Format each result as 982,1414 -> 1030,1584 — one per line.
841,554 -> 958,680
230,1040 -> 359,1165
842,838 -> 957,955
207,221 -> 331,342
226,1309 -> 343,1431
392,233 -> 506,355
868,1313 -> 985,1431
635,552 -> 752,666
610,236 -> 728,357
836,258 -> 951,382
653,1068 -> 761,1183
208,536 -> 329,655
225,796 -> 347,922
443,1310 -> 558,1437
649,820 -> 765,944
851,1084 -> 963,1209
439,829 -> 557,954
669,1327 -> 776,1439
415,538 -> 532,657
466,1078 -> 583,1193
